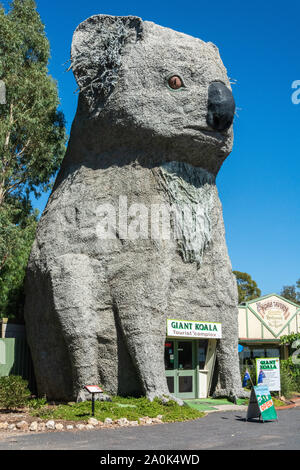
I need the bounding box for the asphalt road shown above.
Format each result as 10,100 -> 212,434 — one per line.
0,408 -> 299,451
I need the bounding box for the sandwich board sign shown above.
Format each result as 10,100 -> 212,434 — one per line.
246,385 -> 278,422
256,358 -> 280,392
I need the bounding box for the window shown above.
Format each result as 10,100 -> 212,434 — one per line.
266,348 -> 280,358
164,341 -> 174,370
239,344 -> 281,366
198,340 -> 208,370
177,341 -> 193,370
179,376 -> 193,393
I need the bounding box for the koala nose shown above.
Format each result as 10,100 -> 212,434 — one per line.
206,81 -> 235,132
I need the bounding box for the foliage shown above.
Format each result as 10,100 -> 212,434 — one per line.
280,333 -> 300,346
0,375 -> 31,410
280,333 -> 300,370
0,0 -> 66,205
27,396 -> 47,409
0,1 -> 66,318
0,196 -> 38,318
279,364 -> 297,399
30,396 -> 204,423
272,397 -> 287,407
281,358 -> 300,393
294,375 -> 300,392
280,280 -> 300,305
233,271 -> 261,304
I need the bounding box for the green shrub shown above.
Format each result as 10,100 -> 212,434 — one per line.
281,358 -> 300,394
295,376 -> 300,392
280,366 -> 296,399
0,376 -> 31,410
27,396 -> 47,409
272,397 -> 286,407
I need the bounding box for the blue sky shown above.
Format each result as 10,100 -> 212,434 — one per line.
4,0 -> 300,295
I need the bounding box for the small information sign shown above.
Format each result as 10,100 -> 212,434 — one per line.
84,385 -> 103,394
84,385 -> 103,416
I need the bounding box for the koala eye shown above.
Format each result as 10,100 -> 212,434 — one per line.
168,75 -> 183,90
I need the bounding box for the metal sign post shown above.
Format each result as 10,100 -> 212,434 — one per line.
84,385 -> 103,416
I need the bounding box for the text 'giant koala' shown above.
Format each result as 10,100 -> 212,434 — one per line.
25,15 -> 245,402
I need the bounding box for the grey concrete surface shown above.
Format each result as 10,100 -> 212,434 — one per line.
0,409 -> 299,450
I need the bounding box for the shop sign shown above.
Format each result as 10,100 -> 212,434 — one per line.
256,358 -> 281,392
254,296 -> 292,331
247,385 -> 278,422
167,319 -> 222,339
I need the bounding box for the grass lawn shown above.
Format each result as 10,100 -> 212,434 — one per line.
183,397 -> 249,412
29,396 -> 205,423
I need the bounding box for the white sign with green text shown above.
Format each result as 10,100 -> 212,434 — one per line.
167,319 -> 222,339
256,357 -> 281,392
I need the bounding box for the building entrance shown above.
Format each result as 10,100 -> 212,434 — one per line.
164,339 -> 210,399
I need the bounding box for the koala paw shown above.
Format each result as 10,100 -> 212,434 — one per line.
146,391 -> 184,406
213,388 -> 250,401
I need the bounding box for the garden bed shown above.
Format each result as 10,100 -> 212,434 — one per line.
0,396 -> 205,437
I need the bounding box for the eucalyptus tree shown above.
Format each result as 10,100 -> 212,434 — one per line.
0,0 -> 66,317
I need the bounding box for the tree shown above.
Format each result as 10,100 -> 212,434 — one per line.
0,0 -> 66,207
0,0 -> 66,318
0,196 -> 38,319
233,271 -> 261,304
280,280 -> 300,305
296,279 -> 300,304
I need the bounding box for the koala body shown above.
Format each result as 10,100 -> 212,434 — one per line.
25,15 -> 244,401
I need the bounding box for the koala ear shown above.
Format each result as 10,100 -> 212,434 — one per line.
207,42 -> 221,59
71,15 -> 143,111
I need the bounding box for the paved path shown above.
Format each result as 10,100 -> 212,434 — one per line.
0,408 -> 299,450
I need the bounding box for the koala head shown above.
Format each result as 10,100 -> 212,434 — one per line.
71,15 -> 235,174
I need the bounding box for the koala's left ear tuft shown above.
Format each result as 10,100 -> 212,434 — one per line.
207,42 -> 221,59
71,15 -> 144,113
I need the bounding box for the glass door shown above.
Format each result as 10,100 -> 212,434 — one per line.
176,340 -> 196,399
164,340 -> 197,399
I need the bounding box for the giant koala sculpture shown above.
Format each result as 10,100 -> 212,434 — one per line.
25,15 -> 244,401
